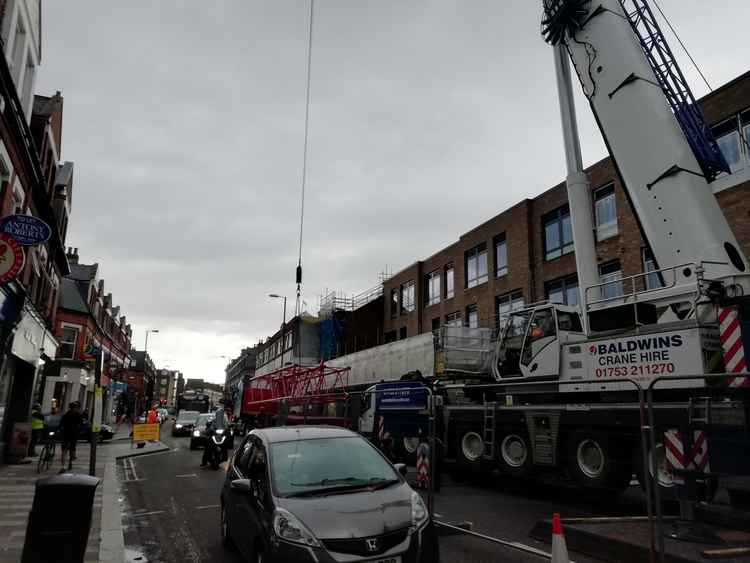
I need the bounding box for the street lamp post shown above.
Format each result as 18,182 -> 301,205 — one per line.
143,329 -> 159,412
269,294 -> 287,366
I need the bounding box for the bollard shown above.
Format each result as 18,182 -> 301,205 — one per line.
22,473 -> 100,563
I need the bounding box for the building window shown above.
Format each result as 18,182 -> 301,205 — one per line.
445,311 -> 462,327
425,270 -> 441,307
713,110 -> 750,173
494,234 -> 508,277
399,327 -> 407,340
643,248 -> 664,290
543,206 -> 574,260
599,260 -> 624,299
445,264 -> 455,299
400,281 -> 415,313
59,326 -> 79,359
466,304 -> 478,328
495,291 -> 524,328
465,243 -> 488,288
594,183 -> 617,240
390,288 -> 398,318
545,275 -> 579,306
431,318 -> 441,332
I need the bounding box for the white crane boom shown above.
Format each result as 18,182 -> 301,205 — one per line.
542,0 -> 748,288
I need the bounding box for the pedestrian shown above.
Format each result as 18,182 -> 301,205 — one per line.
58,401 -> 83,472
29,403 -> 45,457
147,406 -> 158,424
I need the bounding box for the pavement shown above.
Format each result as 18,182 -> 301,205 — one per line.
0,425 -> 169,563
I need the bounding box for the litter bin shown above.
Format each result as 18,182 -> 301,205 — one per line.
21,473 -> 101,563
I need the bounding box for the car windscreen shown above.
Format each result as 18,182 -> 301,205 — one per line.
176,412 -> 199,423
196,414 -> 214,427
270,436 -> 399,497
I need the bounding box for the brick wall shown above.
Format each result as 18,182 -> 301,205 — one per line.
377,70 -> 750,338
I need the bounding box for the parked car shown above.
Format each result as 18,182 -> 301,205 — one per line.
220,426 -> 439,563
189,412 -> 218,450
43,414 -> 114,442
172,410 -> 200,437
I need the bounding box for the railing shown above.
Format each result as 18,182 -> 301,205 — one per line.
318,284 -> 384,318
584,261 -> 704,310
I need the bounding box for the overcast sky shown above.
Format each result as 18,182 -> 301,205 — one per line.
36,1 -> 749,383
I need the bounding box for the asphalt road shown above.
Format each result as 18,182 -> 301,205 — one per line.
121,422 -> 649,562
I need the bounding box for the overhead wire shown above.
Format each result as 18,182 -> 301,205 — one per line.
296,0 -> 315,317
651,0 -> 712,92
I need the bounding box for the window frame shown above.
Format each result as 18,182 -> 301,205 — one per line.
594,183 -> 618,241
465,243 -> 488,289
545,275 -> 579,306
400,280 -> 415,314
642,248 -> 664,290
466,304 -> 479,328
425,270 -> 441,307
494,234 -> 508,278
542,205 -> 574,261
390,288 -> 398,318
599,260 -> 624,299
495,290 -> 525,329
444,264 -> 455,300
59,325 -> 79,359
445,311 -> 462,327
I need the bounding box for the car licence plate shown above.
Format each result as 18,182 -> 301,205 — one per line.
370,558 -> 401,563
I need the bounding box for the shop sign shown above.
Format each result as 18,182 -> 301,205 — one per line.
0,214 -> 51,246
0,233 -> 25,283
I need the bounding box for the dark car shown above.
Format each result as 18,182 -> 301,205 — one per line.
172,410 -> 200,437
190,412 -> 219,450
220,426 -> 439,563
43,414 -> 114,442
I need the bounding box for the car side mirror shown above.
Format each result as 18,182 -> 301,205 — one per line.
394,463 -> 408,477
230,479 -> 253,493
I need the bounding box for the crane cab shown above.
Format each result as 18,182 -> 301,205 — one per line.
493,303 -> 586,381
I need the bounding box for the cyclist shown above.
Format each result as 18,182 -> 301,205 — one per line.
59,401 -> 83,472
29,403 -> 45,457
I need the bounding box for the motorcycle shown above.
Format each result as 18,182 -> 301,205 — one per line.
204,428 -> 229,470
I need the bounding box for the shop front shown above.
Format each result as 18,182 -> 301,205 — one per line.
0,303 -> 58,462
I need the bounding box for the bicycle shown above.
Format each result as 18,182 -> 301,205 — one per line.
36,431 -> 57,473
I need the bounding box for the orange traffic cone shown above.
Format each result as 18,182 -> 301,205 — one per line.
551,513 -> 570,563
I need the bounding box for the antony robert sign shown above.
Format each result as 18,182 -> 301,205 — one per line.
0,214 -> 51,246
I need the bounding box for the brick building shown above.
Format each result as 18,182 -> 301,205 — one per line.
383,70 -> 750,339
49,249 -> 134,421
224,347 -> 257,413
0,0 -> 74,462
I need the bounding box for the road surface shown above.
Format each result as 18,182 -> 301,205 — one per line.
121,421 -> 649,562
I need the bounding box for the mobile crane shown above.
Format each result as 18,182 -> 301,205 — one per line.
438,0 -> 750,494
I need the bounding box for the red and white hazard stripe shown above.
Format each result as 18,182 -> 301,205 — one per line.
377,416 -> 389,442
719,306 -> 749,387
664,429 -> 710,484
416,442 -> 430,489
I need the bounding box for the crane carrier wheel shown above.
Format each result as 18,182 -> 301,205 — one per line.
567,432 -> 632,492
449,428 -> 486,481
497,431 -> 533,477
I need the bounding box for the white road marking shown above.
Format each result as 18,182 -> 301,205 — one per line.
195,504 -> 220,510
175,473 -> 197,478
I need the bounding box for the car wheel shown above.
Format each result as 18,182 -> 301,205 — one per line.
567,432 -> 632,492
221,504 -> 233,549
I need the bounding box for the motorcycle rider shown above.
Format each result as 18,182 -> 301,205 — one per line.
201,419 -> 227,467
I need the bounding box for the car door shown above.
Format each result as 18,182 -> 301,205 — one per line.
246,446 -> 273,546
227,437 -> 256,557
